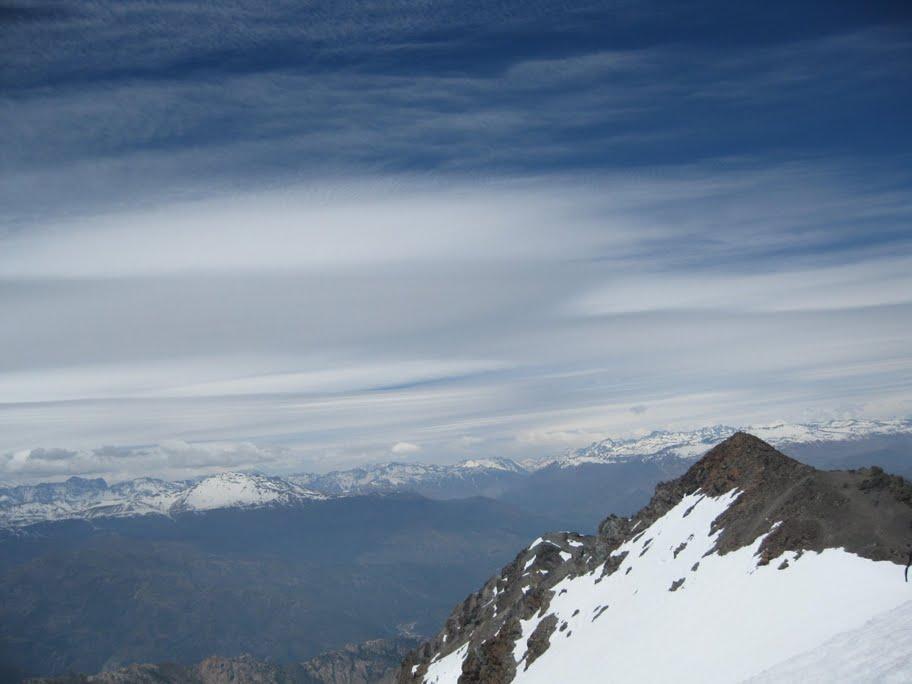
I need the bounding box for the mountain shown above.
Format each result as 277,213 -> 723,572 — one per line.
0,494 -> 560,678
289,459 -> 527,500
531,418 -> 912,469
0,462 -> 520,529
528,425 -> 737,469
27,638 -> 419,684
400,433 -> 912,683
171,472 -> 326,512
0,473 -> 325,528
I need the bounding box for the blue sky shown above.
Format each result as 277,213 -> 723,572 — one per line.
1,0 -> 911,482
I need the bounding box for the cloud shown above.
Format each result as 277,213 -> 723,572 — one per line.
3,19 -> 909,224
0,161 -> 910,484
0,2 -> 910,483
0,357 -> 509,404
25,448 -> 78,462
0,179 -> 610,279
391,442 -> 421,455
570,256 -> 912,316
0,440 -> 288,483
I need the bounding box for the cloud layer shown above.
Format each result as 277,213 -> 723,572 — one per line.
1,0 -> 910,482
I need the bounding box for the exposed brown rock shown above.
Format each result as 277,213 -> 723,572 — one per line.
521,615 -> 557,670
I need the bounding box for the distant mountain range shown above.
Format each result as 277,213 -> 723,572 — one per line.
288,457 -> 526,499
0,472 -> 325,528
3,419 -> 910,530
530,417 -> 912,468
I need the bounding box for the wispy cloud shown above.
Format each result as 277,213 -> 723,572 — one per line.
571,256 -> 912,315
1,163 -> 910,482
0,440 -> 289,483
1,0 -> 910,482
3,18 -> 909,224
391,441 -> 421,455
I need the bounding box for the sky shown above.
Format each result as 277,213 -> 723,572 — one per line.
1,0 -> 911,483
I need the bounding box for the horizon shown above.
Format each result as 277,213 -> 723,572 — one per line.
4,415 -> 911,486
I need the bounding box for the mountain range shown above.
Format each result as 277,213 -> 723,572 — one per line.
400,432 -> 912,682
530,418 -> 912,468
288,458 -> 526,499
3,418 -> 910,532
0,472 -> 326,529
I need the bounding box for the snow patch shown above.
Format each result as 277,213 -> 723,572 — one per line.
423,642 -> 469,683
744,600 -> 912,682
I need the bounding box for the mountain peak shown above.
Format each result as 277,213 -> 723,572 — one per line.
402,434 -> 912,683
173,471 -> 325,512
456,457 -> 525,473
679,431 -> 811,496
620,432 -> 814,550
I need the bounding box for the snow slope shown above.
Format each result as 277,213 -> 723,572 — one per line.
510,490 -> 909,683
745,600 -> 912,683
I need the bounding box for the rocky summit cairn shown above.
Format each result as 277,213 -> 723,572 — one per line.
400,432 -> 912,684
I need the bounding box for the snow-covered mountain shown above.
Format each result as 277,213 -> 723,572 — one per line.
170,472 -> 326,512
0,459 -> 525,528
401,433 -> 912,683
0,472 -> 324,528
530,418 -> 912,469
289,457 -> 527,498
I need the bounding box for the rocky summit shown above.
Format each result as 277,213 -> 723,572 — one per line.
400,433 -> 912,683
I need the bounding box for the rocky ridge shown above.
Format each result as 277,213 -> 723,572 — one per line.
400,433 -> 912,683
